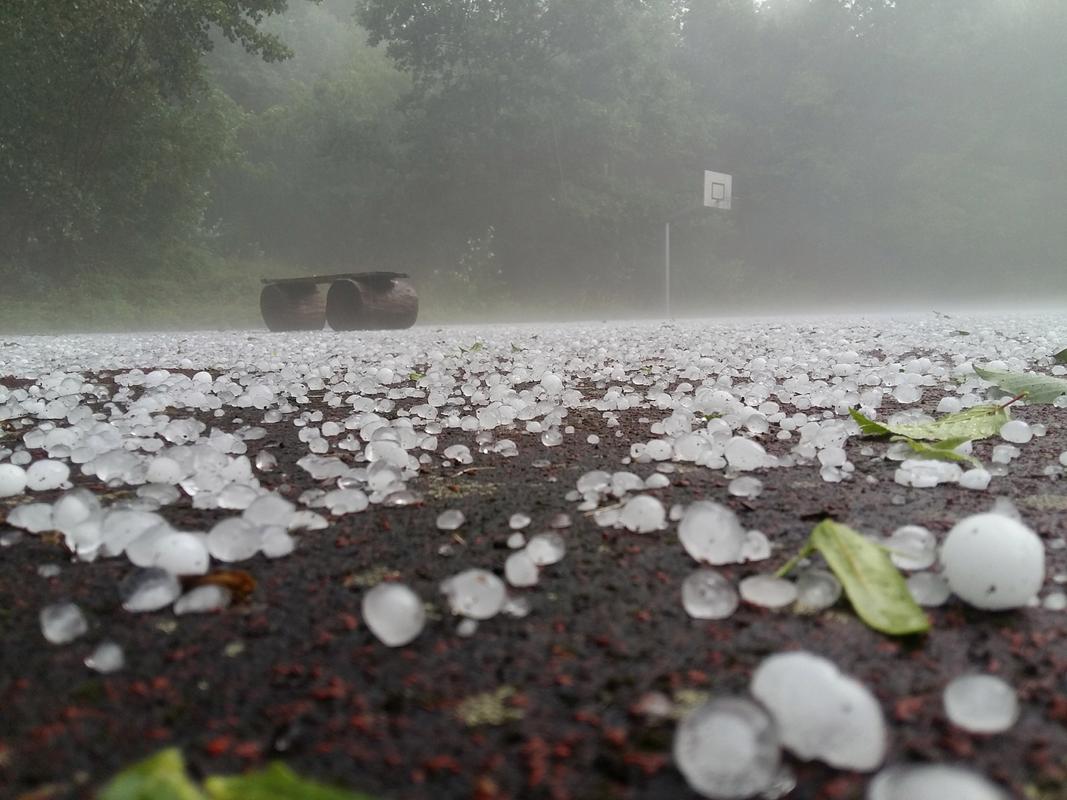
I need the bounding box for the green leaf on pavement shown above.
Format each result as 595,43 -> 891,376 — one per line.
849,404 -> 1008,442
1054,347 -> 1067,365
205,763 -> 377,800
901,437 -> 980,468
99,748 -> 207,800
973,365 -> 1067,404
849,407 -> 895,437
808,520 -> 930,636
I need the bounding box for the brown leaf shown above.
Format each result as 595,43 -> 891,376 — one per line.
184,570 -> 257,603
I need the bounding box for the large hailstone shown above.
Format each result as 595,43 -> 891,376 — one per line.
940,513 -> 1044,610
0,463 -> 28,497
750,651 -> 887,771
673,697 -> 781,799
440,568 -> 506,620
362,583 -> 426,646
120,568 -> 182,612
505,551 -> 539,587
942,674 -> 1019,734
525,532 -> 565,565
40,602 -> 89,644
619,494 -> 666,533
25,459 -> 70,491
151,532 -> 210,575
678,501 -> 746,565
681,569 -> 739,620
867,764 -> 1007,800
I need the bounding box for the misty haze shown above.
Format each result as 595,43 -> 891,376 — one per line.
1,2 -> 1066,799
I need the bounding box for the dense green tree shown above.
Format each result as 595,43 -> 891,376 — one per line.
3,0 -> 1064,322
0,0 -> 301,283
678,0 -> 1066,301
356,0 -> 715,301
202,1 -> 409,268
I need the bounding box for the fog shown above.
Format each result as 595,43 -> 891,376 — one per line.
1,0 -> 1064,330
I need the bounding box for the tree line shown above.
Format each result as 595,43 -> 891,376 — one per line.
2,0 -> 1064,315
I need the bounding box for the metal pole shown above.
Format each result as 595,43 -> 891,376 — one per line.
664,221 -> 671,318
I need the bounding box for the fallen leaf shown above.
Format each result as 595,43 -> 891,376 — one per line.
98,748 -> 206,800
455,686 -> 525,726
185,570 -> 256,604
205,763 -> 376,799
973,365 -> 1067,404
779,520 -> 929,636
850,405 -> 1007,442
901,437 -> 980,468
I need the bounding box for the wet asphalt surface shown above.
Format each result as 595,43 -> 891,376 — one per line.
1,363 -> 1067,800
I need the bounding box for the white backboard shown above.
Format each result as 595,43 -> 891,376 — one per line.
704,170 -> 732,210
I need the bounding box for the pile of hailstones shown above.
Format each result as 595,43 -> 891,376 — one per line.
13,471 -> 1040,799
0,329 -> 1062,799
364,479 -> 1044,800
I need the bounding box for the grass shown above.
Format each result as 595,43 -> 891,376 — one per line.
0,259 -> 632,333
10,251 -> 1030,334
0,257 -> 273,333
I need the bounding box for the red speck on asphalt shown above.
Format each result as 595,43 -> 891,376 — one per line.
233,741 -> 262,760
166,645 -> 202,662
312,676 -> 348,700
574,709 -> 600,726
511,693 -> 530,709
1049,696 -> 1067,722
522,736 -> 550,787
603,727 -> 627,747
623,750 -> 668,775
472,775 -> 506,800
204,737 -> 231,757
822,775 -> 862,798
422,754 -> 461,774
894,695 -> 926,722
350,714 -> 374,732
61,705 -> 102,721
30,723 -> 66,745
942,731 -> 975,758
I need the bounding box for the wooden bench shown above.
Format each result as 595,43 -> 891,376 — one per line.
259,272 -> 418,332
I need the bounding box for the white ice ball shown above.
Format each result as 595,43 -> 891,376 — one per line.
0,463 -> 28,497
362,583 -> 426,647
152,532 -> 210,576
25,459 -> 70,491
940,513 -> 1044,610
750,651 -> 887,771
